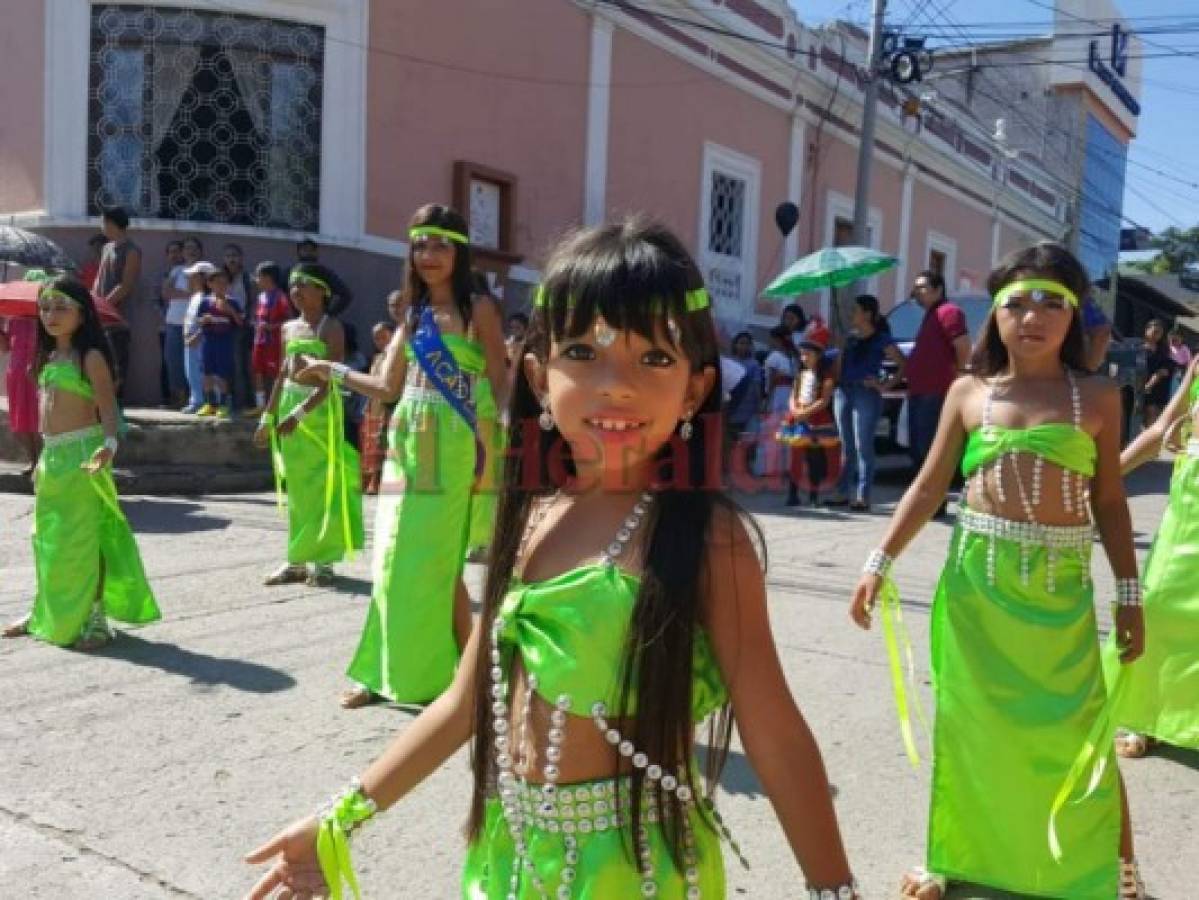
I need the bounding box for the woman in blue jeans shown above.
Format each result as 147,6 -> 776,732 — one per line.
827,295 -> 905,510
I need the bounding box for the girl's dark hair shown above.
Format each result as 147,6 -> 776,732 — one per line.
467,217 -> 756,865
769,324 -> 798,355
972,242 -> 1088,376
34,276 -> 114,376
781,302 -> 807,331
254,261 -> 283,288
288,261 -> 352,315
798,343 -> 831,379
846,294 -> 890,365
403,204 -> 473,329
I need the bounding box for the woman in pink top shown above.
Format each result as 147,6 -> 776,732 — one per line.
1,316 -> 41,474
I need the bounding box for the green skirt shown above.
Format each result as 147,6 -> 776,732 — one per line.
345,389 -> 474,703
1104,451 -> 1199,749
926,510 -> 1119,898
28,426 -> 160,645
462,776 -> 726,898
275,381 -> 364,565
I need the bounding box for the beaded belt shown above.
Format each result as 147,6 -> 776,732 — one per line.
957,507 -> 1094,550
42,424 -> 103,447
1187,439 -> 1199,459
957,507 -> 1094,591
510,777 -> 664,835
401,384 -> 457,405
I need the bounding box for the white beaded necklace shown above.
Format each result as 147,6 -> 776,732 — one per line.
489,490 -> 746,899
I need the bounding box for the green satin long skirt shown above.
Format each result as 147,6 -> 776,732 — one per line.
345,395 -> 473,703
1104,453 -> 1199,749
462,782 -> 726,898
276,382 -> 364,565
927,522 -> 1119,898
28,428 -> 160,645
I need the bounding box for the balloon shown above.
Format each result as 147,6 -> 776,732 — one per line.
774,202 -> 799,237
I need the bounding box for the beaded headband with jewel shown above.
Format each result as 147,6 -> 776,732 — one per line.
532,286 -> 710,312
993,278 -> 1079,309
289,272 -> 332,295
409,226 -> 469,245
38,288 -> 83,308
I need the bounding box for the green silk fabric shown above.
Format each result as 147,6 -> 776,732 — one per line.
462,785 -> 726,898
495,565 -> 727,720
961,424 -> 1096,478
38,360 -> 95,400
1104,451 -> 1199,749
274,338 -> 364,565
28,428 -> 159,645
346,335 -> 488,703
925,524 -> 1119,897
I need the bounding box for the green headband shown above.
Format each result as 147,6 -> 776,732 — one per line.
993,279 -> 1079,309
409,226 -> 469,245
532,286 -> 710,312
289,272 -> 332,295
38,288 -> 83,307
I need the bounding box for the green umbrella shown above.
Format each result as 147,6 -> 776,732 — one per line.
764,245 -> 897,297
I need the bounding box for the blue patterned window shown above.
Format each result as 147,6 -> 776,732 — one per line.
1078,115 -> 1127,281
87,5 -> 324,230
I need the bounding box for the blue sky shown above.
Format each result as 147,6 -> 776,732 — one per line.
790,0 -> 1199,235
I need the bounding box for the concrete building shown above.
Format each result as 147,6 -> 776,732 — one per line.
0,0 -> 1127,404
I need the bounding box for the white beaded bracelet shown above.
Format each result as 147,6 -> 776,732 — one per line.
807,878 -> 859,900
330,362 -> 351,382
862,548 -> 894,578
102,436 -> 118,454
1115,577 -> 1142,607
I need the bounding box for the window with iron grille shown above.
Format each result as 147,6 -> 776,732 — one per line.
707,172 -> 746,258
87,5 -> 324,230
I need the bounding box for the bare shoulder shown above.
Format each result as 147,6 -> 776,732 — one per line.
704,503 -> 764,569
82,348 -> 112,380
471,294 -> 502,324
1076,371 -> 1119,404
946,373 -> 985,426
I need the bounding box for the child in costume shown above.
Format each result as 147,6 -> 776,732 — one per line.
245,261 -> 292,418
253,262 -> 364,588
1107,353 -> 1199,759
244,217 -> 861,900
778,332 -> 839,507
2,277 -> 159,650
358,320 -> 395,495
299,205 -> 509,709
849,243 -> 1147,900
195,266 -> 244,419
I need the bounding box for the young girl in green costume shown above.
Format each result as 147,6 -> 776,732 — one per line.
1108,353 -> 1199,759
244,217 -> 860,899
253,263 -> 364,588
1,277 -> 159,650
300,205 -> 508,709
850,243 -> 1148,899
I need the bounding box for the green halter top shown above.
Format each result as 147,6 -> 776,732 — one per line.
495,564 -> 728,722
960,373 -> 1096,478
284,337 -> 329,360
403,333 -> 485,374
38,360 -> 94,400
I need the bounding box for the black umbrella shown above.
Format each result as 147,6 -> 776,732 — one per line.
0,226 -> 75,271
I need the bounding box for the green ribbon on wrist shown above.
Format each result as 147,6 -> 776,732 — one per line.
316,784 -> 377,900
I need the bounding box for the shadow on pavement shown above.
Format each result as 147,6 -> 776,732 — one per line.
96,633 -> 296,693
120,498 -> 231,534
1153,743 -> 1199,773
1125,459 -> 1174,499
329,575 -> 372,597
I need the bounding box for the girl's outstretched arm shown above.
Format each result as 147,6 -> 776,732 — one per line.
700,509 -> 856,891
1089,379 -> 1145,663
300,322 -> 409,403
243,623 -> 481,899
849,376 -> 970,628
83,349 -> 120,473
1121,355 -> 1199,474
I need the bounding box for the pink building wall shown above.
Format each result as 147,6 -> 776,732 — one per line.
908,180 -> 991,296
0,0 -> 45,213
365,0 -> 590,258
606,26 -> 792,303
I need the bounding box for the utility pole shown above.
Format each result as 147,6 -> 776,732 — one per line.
851,0 -> 887,247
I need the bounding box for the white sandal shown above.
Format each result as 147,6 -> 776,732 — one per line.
1119,858 -> 1146,900
903,866 -> 947,899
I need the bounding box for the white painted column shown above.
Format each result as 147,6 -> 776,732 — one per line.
45,0 -> 90,218
894,168 -> 915,307
583,16 -> 614,226
784,114 -> 806,264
